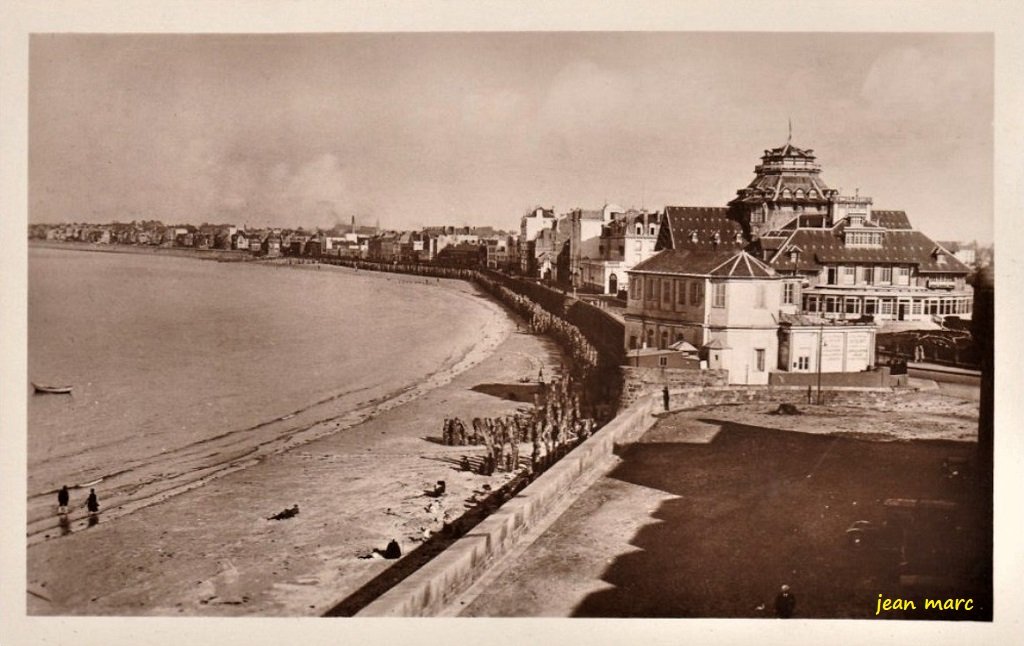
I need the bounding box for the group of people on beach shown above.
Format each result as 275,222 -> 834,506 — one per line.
442,373 -> 598,477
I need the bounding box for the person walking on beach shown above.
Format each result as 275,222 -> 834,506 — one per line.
86,488 -> 99,515
57,485 -> 69,515
774,584 -> 796,618
662,385 -> 670,411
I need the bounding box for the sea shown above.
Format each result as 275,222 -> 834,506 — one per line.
27,247 -> 496,536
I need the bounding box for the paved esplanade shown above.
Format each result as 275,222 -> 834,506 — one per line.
457,410 -> 985,618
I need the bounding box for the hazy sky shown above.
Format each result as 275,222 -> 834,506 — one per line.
29,32 -> 993,241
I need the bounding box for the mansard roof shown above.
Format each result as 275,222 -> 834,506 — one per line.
660,206 -> 744,250
768,222 -> 971,274
872,210 -> 913,230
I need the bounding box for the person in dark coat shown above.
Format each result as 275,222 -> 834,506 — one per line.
383,539 -> 401,559
662,386 -> 670,411
775,584 -> 796,618
86,489 -> 99,514
57,485 -> 70,515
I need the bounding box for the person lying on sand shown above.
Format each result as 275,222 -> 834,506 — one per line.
267,504 -> 299,521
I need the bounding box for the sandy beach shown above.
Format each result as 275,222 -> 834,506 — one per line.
27,264 -> 564,616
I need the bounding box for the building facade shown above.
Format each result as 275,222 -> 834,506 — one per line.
579,208 -> 661,295
654,140 -> 974,323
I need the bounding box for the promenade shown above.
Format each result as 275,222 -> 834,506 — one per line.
457,395 -> 987,619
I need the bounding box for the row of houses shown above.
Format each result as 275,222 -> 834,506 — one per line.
29,218 -> 521,268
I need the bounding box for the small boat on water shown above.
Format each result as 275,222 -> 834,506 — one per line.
32,383 -> 73,395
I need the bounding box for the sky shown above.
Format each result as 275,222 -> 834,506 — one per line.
29,32 -> 993,242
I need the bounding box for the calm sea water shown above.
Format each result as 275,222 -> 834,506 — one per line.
27,248 -> 494,529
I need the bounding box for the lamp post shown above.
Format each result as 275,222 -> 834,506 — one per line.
816,323 -> 824,405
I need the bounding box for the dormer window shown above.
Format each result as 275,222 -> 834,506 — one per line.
788,249 -> 799,262
712,232 -> 721,245
808,189 -> 818,199
635,224 -> 643,236
689,231 -> 699,243
794,189 -> 805,199
649,224 -> 657,236
734,231 -> 743,243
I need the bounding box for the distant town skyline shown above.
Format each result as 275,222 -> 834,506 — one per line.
30,32 -> 993,242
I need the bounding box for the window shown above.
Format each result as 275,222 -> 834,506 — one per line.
755,349 -> 766,372
645,277 -> 654,299
649,224 -> 657,236
690,281 -> 702,305
635,224 -> 643,236
646,328 -> 655,348
845,298 -> 861,315
840,265 -> 855,285
662,280 -> 671,303
879,266 -> 892,284
755,284 -> 766,309
864,298 -> 877,315
660,330 -> 669,349
825,296 -> 837,313
783,283 -> 796,305
896,266 -> 910,286
630,277 -> 641,300
880,299 -> 894,315
618,245 -> 625,257
659,356 -> 668,367
796,356 -> 810,371
629,335 -> 638,349
712,283 -> 726,308
912,300 -> 923,315
677,280 -> 686,305
806,295 -> 819,312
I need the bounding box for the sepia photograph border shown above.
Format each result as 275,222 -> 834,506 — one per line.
1,1 -> 1021,644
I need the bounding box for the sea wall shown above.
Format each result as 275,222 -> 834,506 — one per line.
620,366 -> 729,406
356,392 -> 660,617
666,384 -> 913,411
354,379 -> 914,616
768,367 -> 902,388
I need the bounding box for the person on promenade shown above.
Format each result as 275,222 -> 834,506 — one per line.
774,584 -> 796,618
662,386 -> 670,411
57,485 -> 69,515
86,488 -> 99,515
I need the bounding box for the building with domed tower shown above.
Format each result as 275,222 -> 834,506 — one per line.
651,136 -> 974,325
623,135 -> 971,383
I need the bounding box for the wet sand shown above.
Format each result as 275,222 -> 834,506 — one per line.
27,268 -> 564,616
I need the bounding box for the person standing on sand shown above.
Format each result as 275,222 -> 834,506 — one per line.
86,489 -> 99,515
57,485 -> 69,515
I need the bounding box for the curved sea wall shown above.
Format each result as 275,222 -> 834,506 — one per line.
323,259 -> 621,415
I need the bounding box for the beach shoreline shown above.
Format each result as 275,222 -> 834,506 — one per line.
27,251 -> 567,616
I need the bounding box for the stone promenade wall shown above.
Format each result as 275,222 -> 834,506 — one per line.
354,381 -> 914,616
356,392 -> 660,617
620,366 -> 729,406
